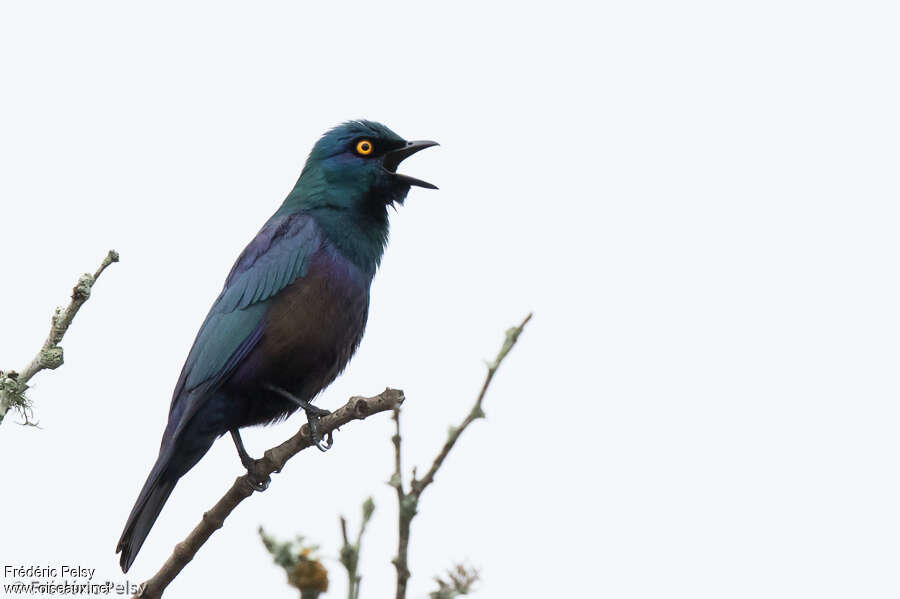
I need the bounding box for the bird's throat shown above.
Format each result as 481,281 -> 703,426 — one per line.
307,205 -> 389,276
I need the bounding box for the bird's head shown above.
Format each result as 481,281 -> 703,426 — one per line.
299,120 -> 438,209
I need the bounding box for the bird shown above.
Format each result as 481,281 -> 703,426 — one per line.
116,120 -> 438,573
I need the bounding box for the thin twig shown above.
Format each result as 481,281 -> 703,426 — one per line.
389,408 -> 413,599
340,516 -> 350,547
134,388 -> 404,599
339,497 -> 374,599
0,250 -> 119,426
391,314 -> 531,599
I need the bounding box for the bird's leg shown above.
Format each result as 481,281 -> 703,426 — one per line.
230,429 -> 255,469
265,384 -> 334,452
230,428 -> 269,492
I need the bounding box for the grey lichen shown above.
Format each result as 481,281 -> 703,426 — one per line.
0,371 -> 32,426
72,274 -> 94,302
39,347 -> 64,370
0,372 -> 26,403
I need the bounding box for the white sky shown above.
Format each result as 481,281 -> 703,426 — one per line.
1,1 -> 898,598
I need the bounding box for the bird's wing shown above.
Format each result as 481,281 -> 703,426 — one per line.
163,212 -> 322,443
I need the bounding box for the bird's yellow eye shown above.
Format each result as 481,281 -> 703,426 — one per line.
356,139 -> 374,156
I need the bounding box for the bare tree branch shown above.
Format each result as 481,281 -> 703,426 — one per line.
134,388 -> 405,599
0,250 -> 119,426
389,407 -> 413,599
390,313 -> 532,599
339,497 -> 375,599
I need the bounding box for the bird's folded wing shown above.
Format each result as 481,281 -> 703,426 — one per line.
164,213 -> 322,440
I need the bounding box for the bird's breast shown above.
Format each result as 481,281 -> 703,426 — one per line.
227,245 -> 372,415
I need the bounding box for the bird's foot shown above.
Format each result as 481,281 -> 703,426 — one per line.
303,404 -> 333,452
265,385 -> 334,452
245,460 -> 271,492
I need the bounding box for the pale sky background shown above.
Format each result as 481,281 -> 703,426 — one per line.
1,1 -> 899,598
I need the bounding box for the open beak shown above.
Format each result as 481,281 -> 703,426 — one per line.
382,140 -> 439,189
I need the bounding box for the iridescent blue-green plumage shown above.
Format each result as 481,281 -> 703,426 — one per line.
117,121 -> 436,572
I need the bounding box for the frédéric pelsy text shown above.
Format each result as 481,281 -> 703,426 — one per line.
4,565 -> 96,581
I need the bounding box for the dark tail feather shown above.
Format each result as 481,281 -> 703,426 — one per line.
116,454 -> 177,573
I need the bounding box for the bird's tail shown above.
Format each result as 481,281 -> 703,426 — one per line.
116,451 -> 177,573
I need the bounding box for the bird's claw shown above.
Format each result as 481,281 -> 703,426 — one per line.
265,384 -> 335,452
247,470 -> 270,492
242,455 -> 271,492
307,412 -> 333,452
315,430 -> 334,452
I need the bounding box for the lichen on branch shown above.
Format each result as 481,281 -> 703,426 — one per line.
0,250 -> 119,427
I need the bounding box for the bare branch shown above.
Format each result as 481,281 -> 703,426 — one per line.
134,388 -> 405,599
392,313 -> 531,599
340,516 -> 350,547
390,407 -> 403,492
0,250 -> 119,426
339,497 -> 375,599
413,313 -> 532,495
390,407 -> 414,599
